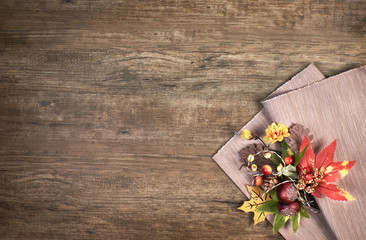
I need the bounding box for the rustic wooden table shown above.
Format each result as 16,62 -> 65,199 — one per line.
1,1 -> 365,239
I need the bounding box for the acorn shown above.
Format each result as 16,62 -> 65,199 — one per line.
277,200 -> 301,216
261,165 -> 272,175
277,182 -> 298,204
284,156 -> 294,165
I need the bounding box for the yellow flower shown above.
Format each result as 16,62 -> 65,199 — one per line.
263,123 -> 290,144
241,129 -> 253,140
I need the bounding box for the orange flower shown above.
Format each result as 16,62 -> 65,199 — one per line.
296,137 -> 355,201
263,123 -> 290,144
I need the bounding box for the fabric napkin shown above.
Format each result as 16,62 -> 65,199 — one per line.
261,66 -> 366,239
212,64 -> 366,239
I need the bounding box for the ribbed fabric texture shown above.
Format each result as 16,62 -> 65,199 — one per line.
213,64 -> 366,239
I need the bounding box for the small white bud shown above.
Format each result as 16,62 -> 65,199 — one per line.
247,154 -> 255,163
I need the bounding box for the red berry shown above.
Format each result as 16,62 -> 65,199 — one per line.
277,200 -> 301,216
254,176 -> 264,186
284,156 -> 294,165
277,182 -> 298,203
305,173 -> 313,181
304,167 -> 311,173
261,165 -> 272,175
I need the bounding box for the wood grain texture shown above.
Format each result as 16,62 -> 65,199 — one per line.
0,0 -> 365,239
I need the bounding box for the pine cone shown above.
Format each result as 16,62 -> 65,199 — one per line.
262,176 -> 279,191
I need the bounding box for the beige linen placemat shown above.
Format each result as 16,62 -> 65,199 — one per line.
213,64 -> 337,239
262,66 -> 366,240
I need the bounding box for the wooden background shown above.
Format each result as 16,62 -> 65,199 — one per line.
0,0 -> 365,239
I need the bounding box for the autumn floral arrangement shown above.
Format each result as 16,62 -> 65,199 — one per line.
237,123 -> 356,233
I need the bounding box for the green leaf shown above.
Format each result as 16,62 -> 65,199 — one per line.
294,145 -> 308,167
273,213 -> 290,234
269,190 -> 278,201
290,213 -> 301,233
282,165 -> 298,179
299,205 -> 310,218
281,141 -> 293,159
257,199 -> 279,213
270,154 -> 282,166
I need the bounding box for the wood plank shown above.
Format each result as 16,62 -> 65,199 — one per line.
0,0 -> 366,239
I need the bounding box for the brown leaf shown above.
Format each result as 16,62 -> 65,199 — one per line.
239,143 -> 273,168
285,123 -> 313,152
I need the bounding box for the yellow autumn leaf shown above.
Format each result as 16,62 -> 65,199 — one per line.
238,185 -> 272,225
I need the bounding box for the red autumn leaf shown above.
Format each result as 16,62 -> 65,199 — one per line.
322,161 -> 356,183
314,140 -> 336,170
312,186 -> 322,198
316,183 -> 355,201
296,137 -> 356,201
298,136 -> 315,171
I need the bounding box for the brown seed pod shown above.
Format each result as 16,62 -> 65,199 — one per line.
262,176 -> 279,191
